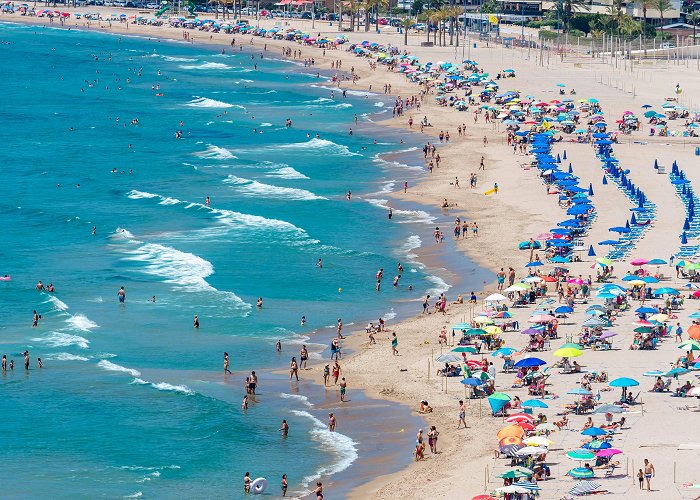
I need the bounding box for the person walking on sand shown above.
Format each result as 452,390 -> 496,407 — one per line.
290,357 -> 299,381
479,156 -> 485,170
637,469 -> 644,490
457,400 -> 467,429
391,333 -> 399,355
675,323 -> 683,342
339,377 -> 347,402
223,352 -> 232,374
643,458 -> 655,491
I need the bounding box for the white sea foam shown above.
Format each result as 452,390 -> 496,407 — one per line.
280,393 -> 313,407
98,360 -> 141,377
179,61 -> 230,70
427,274 -> 451,295
131,378 -> 194,395
292,410 -> 358,487
259,122 -> 273,127
158,196 -> 181,206
372,154 -> 423,172
162,55 -> 196,62
124,493 -> 142,499
382,308 -> 397,321
374,101 -> 385,107
66,314 -> 99,332
127,190 -> 158,200
45,352 -> 90,362
126,191 -> 314,244
118,232 -> 251,312
46,295 -> 69,311
185,97 -> 237,109
34,331 -> 90,349
233,138 -> 358,157
224,175 -> 326,201
265,166 -> 309,180
363,198 -> 435,225
401,235 -> 422,260
194,144 -> 237,160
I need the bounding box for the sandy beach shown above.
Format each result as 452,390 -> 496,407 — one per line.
4,8 -> 700,499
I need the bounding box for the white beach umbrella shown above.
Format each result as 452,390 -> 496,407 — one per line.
485,293 -> 507,302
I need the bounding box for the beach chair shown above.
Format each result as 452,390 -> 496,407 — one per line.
604,463 -> 618,477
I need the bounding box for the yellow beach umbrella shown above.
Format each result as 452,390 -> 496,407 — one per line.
553,347 -> 582,358
473,316 -> 494,325
649,313 -> 669,322
485,325 -> 503,335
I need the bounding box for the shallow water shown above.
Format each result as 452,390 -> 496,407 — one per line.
0,22 -> 457,498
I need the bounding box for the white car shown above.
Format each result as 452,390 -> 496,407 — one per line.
146,2 -> 160,8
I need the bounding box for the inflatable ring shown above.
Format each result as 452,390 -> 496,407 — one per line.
250,477 -> 267,495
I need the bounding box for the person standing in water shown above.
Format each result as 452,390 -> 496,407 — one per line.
281,474 -> 288,497
279,419 -> 289,437
223,352 -> 232,374
290,357 -> 299,381
299,345 -> 308,370
24,351 -> 30,370
118,286 -> 126,304
193,315 -> 199,329
328,412 -> 337,432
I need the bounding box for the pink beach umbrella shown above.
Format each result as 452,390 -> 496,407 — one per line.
634,319 -> 653,327
567,278 -> 584,285
630,258 -> 649,266
595,448 -> 622,457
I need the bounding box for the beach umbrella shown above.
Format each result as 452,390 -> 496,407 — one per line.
568,388 -> 592,396
524,436 -> 552,448
682,232 -> 689,245
585,440 -> 612,450
664,367 -> 690,377
472,316 -> 494,325
630,212 -> 637,224
642,370 -> 665,377
609,377 -> 639,387
582,316 -> 609,327
435,353 -> 461,363
490,394 -> 513,416
494,311 -> 512,318
595,448 -> 622,458
513,481 -> 541,491
514,357 -> 546,368
461,377 -> 485,386
593,403 -> 625,414
485,293 -> 507,302
555,306 -> 574,314
525,261 -> 544,268
654,287 -> 680,296
452,322 -> 472,330
484,325 -> 504,335
642,276 -> 659,283
568,468 -> 595,479
496,485 -> 530,495
569,481 -> 602,496
492,347 -> 518,357
581,427 -> 608,436
648,313 -> 668,322
505,413 -> 536,423
522,399 -> 549,409
599,331 -> 617,339
452,346 -> 478,354
678,340 -> 700,351
535,422 -> 558,433
515,446 -> 548,457
521,328 -> 542,336
647,259 -> 667,265
567,449 -> 596,461
529,314 -> 555,323
588,245 -> 596,256
498,470 -> 530,479
554,347 -> 583,358
561,343 -> 583,350
636,306 -> 657,314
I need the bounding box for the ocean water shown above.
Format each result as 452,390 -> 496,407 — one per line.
0,23 -> 451,498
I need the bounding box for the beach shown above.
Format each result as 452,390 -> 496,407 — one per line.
2,8 -> 700,499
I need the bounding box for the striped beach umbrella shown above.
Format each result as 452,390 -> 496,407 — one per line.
569,480 -> 602,495
513,481 -> 541,491
568,467 -> 595,479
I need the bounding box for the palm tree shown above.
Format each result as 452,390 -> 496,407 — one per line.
562,0 -> 590,32
438,6 -> 451,45
655,0 -> 671,38
424,8 -> 435,42
636,0 -> 654,30
400,16 -> 414,45
687,11 -> 700,43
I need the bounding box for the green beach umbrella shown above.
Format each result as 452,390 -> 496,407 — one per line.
465,328 -> 489,336
452,346 -> 478,354
567,449 -> 596,461
678,340 -> 700,351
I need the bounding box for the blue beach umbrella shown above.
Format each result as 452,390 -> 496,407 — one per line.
462,377 -> 485,386
588,245 -> 596,257
492,347 -> 518,357
568,388 -> 592,396
526,261 -> 544,267
522,399 -> 548,408
568,468 -> 595,479
581,427 -> 608,437
514,357 -> 546,368
609,377 -> 639,387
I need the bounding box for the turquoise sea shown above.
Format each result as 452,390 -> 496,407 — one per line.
0,22 -> 479,498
